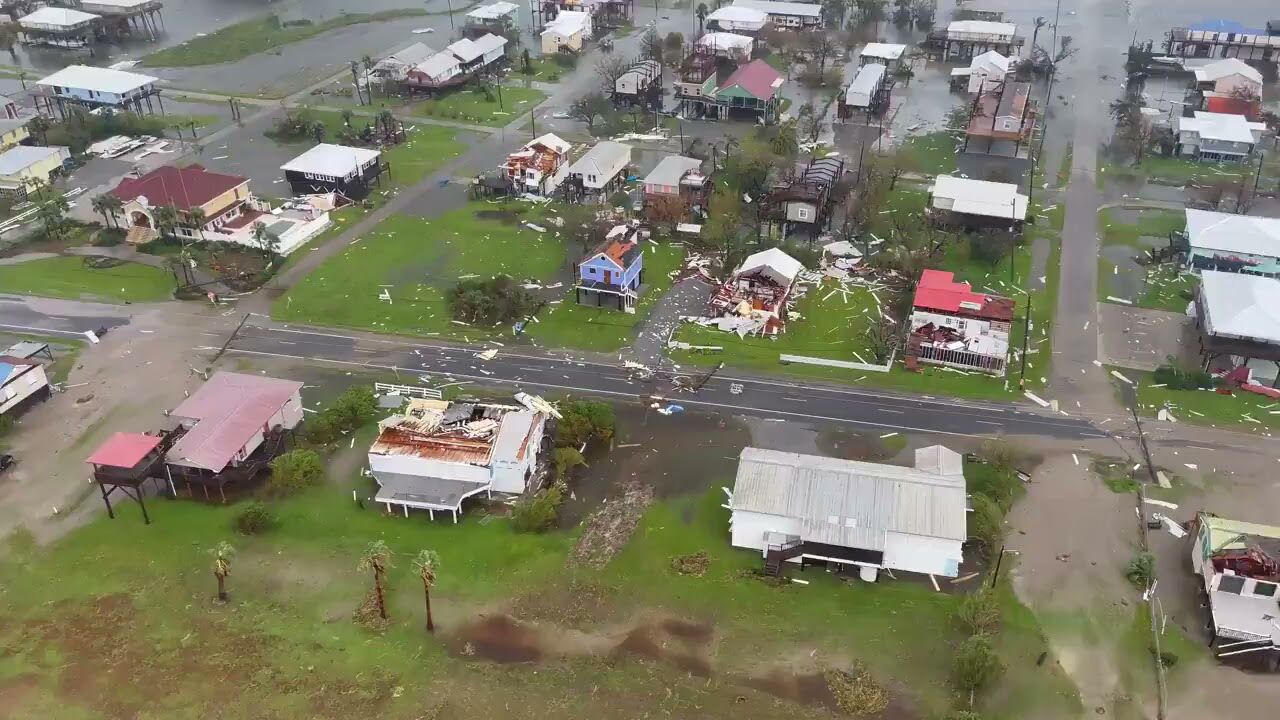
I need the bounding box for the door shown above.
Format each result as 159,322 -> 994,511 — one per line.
604,269 -> 612,284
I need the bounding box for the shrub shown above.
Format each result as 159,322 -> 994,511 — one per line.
511,482 -> 564,533
448,274 -> 539,326
234,501 -> 278,534
1152,363 -> 1216,391
553,446 -> 586,481
265,449 -> 324,497
956,589 -> 1001,636
303,412 -> 340,445
951,634 -> 1003,696
555,400 -> 616,448
1126,552 -> 1155,588
968,494 -> 1005,555
328,386 -> 378,430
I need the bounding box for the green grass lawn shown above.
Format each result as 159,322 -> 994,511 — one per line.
514,54 -> 568,81
902,131 -> 959,176
1136,264 -> 1197,313
275,109 -> 465,188
408,84 -> 547,127
1107,155 -> 1252,186
868,186 -> 930,238
274,206 -> 569,338
1099,208 -> 1185,249
523,242 -> 685,352
1123,370 -> 1280,431
0,443 -> 1079,719
0,257 -> 174,303
142,10 -> 427,67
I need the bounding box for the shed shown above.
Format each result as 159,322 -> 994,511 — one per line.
728,446 -> 967,580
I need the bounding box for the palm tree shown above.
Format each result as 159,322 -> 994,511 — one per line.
210,541 -> 234,602
358,540 -> 393,620
376,109 -> 396,138
695,3 -> 709,34
185,206 -> 207,242
153,204 -> 180,241
36,192 -> 69,240
251,221 -> 279,257
90,194 -> 114,228
362,55 -> 376,98
341,109 -> 353,127
412,549 -> 440,632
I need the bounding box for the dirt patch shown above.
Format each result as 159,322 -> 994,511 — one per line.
815,430 -> 904,463
474,207 -> 526,224
612,625 -> 712,677
0,674 -> 40,709
569,481 -> 654,569
742,669 -> 841,712
671,550 -> 710,577
661,617 -> 713,643
452,614 -> 544,663
510,579 -> 616,628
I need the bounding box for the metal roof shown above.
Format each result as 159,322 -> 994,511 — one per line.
1194,58 -> 1264,85
731,446 -> 967,547
373,470 -> 490,511
734,0 -> 822,18
1199,270 -> 1280,345
166,372 -> 302,472
735,247 -> 803,286
542,10 -> 590,36
0,145 -> 66,176
707,6 -> 767,26
20,7 -> 99,28
846,63 -> 886,99
860,42 -> 906,60
467,0 -> 519,20
1177,111 -> 1267,145
930,175 -> 1028,221
36,65 -> 157,95
947,20 -> 1016,37
568,140 -> 632,184
86,432 -> 162,469
1186,208 -> 1280,258
281,143 -> 380,178
644,155 -> 702,187
375,42 -> 438,69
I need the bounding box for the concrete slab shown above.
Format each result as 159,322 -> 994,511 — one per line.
1097,302 -> 1195,371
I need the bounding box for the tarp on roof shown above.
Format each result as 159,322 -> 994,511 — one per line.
86,432 -> 162,469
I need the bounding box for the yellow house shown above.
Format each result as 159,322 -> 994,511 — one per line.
540,10 -> 591,54
0,145 -> 70,197
0,96 -> 34,150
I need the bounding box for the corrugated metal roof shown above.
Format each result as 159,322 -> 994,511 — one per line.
86,432 -> 161,469
731,447 -> 967,545
166,372 -> 302,472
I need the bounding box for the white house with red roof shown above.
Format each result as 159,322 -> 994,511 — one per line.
908,269 -> 1015,375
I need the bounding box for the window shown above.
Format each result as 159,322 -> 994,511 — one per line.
1218,574 -> 1246,594
1254,581 -> 1278,597
796,207 -> 811,221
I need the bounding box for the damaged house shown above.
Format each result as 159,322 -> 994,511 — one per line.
1189,512 -> 1280,670
906,269 -> 1014,375
1193,270 -> 1280,387
764,156 -> 845,238
706,247 -> 804,336
502,132 -> 573,196
613,59 -> 662,107
963,80 -> 1038,158
368,397 -> 549,522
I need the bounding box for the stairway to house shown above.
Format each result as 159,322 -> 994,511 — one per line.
125,225 -> 157,245
764,540 -> 805,577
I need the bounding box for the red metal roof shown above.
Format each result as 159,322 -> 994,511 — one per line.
721,59 -> 782,101
110,164 -> 247,211
86,432 -> 162,469
912,269 -> 1014,322
166,372 -> 302,472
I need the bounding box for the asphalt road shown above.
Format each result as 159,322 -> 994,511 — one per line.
211,322 -> 1108,440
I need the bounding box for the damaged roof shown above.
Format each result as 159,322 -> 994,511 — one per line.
913,269 -> 1015,322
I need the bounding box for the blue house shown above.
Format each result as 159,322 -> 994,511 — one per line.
574,225 -> 644,313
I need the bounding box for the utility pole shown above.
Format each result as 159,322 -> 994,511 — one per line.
1018,294 -> 1031,387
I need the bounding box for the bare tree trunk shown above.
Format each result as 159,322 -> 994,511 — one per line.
424,586 -> 435,632
216,572 -> 227,602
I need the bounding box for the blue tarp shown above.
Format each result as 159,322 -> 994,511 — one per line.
1189,19 -> 1266,35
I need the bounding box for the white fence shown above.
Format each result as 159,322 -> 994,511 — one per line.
779,350 -> 895,373
374,382 -> 443,400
